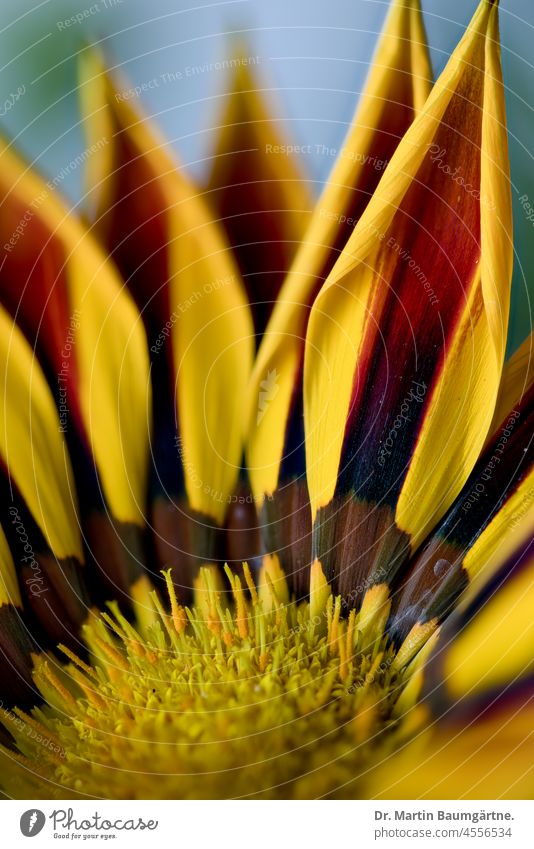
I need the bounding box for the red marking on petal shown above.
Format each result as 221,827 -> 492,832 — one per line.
98,128 -> 172,340
0,193 -> 84,434
338,45 -> 485,505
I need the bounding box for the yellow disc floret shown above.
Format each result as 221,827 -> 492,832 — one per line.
0,563 -> 429,799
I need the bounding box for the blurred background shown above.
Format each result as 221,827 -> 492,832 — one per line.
0,0 -> 531,349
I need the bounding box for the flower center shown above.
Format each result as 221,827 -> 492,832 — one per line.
0,565 -> 433,799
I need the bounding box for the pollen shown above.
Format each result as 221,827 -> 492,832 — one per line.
0,564 -> 429,800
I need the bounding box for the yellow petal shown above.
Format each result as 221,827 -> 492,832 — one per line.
258,553 -> 289,610
391,374 -> 534,639
0,138 -> 151,532
0,524 -> 21,608
373,521 -> 534,799
0,305 -> 81,561
489,329 -> 534,437
245,1 -> 433,596
247,0 -> 432,506
390,381 -> 533,642
424,515 -> 534,705
206,49 -> 313,336
445,551 -> 534,700
369,699 -> 534,799
69,241 -> 151,527
304,0 -> 512,603
78,50 -> 253,528
309,558 -> 331,621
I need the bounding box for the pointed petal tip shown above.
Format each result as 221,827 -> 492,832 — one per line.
309,558 -> 330,613
259,553 -> 289,609
392,618 -> 439,672
304,0 -> 511,578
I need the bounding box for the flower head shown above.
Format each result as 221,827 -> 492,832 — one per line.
0,0 -> 532,800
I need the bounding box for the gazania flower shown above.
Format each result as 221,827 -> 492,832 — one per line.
0,0 -> 532,800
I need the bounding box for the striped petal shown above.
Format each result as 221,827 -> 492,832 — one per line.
0,304 -> 87,648
246,0 -> 432,592
390,374 -> 534,643
425,520 -> 534,711
78,52 -> 254,586
370,692 -> 533,799
304,0 -> 512,606
0,138 -> 151,596
369,524 -> 534,800
207,50 -> 313,337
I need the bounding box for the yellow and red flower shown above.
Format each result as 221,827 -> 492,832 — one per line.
0,0 -> 531,800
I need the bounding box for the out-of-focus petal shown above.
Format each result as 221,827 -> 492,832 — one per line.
369,521 -> 534,799
425,517 -> 534,708
489,328 -> 534,437
390,379 -> 533,642
0,305 -> 87,644
78,51 -> 254,588
207,50 -> 313,337
0,137 -> 151,595
246,0 -> 432,592
369,695 -> 533,799
0,307 -> 80,560
440,552 -> 534,704
304,0 -> 512,606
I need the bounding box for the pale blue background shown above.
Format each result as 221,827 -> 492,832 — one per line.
0,0 -> 532,349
